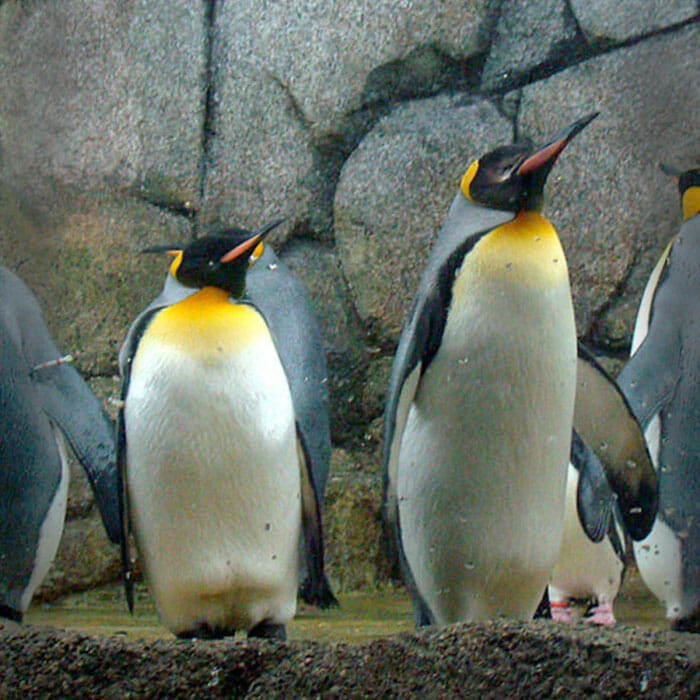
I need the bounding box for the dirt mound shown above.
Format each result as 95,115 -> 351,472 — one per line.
1,620 -> 698,698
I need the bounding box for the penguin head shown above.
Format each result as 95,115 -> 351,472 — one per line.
145,219 -> 282,298
460,112 -> 599,213
660,163 -> 700,220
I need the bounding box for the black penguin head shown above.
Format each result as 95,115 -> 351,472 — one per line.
144,219 -> 282,298
660,163 -> 700,220
461,112 -> 599,213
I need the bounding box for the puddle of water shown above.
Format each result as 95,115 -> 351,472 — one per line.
26,568 -> 667,642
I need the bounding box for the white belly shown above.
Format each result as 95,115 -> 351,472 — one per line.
125,331 -> 301,634
633,517 -> 685,620
397,266 -> 576,624
20,424 -> 70,612
549,464 -> 624,605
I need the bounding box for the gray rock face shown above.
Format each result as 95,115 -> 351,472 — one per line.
201,56 -> 319,241
569,0 -> 697,42
519,22 -> 700,348
335,95 -> 513,341
0,1 -> 204,212
218,0 -> 502,136
481,0 -> 581,91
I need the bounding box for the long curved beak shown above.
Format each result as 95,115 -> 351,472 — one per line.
220,218 -> 284,263
518,112 -> 599,175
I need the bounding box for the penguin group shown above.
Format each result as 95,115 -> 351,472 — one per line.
1,113 -> 696,638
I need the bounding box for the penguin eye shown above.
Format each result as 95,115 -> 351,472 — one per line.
208,260 -> 215,268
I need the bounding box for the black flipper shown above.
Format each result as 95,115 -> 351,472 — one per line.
574,343 -> 658,541
571,430 -> 615,543
35,364 -> 120,544
297,428 -> 338,609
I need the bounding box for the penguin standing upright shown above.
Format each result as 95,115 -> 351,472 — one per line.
382,113 -> 598,626
117,221 -> 334,640
120,236 -> 335,608
0,266 -> 119,625
618,165 -> 700,632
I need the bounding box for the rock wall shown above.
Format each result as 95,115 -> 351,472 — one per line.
1,1 -> 698,598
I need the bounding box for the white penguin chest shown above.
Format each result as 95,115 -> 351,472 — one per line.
123,294 -> 301,631
396,213 -> 577,622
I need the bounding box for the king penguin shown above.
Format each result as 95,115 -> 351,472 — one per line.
382,113 -> 598,627
618,164 -> 700,632
117,221 -> 335,640
0,265 -> 119,626
119,228 -> 335,609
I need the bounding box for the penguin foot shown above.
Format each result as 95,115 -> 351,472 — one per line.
248,619 -> 286,641
584,602 -> 616,626
299,575 -> 339,609
0,605 -> 23,625
176,622 -> 233,640
550,602 -> 572,623
671,607 -> 700,634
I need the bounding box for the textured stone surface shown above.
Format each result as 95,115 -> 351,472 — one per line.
0,1 -> 204,212
218,0 -> 502,136
202,55 -> 321,240
0,189 -> 191,374
518,23 -> 700,349
335,95 -> 513,342
481,0 -> 581,91
569,0 -> 698,42
0,1 -> 203,373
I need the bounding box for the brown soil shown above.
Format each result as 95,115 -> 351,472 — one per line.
1,620 -> 698,698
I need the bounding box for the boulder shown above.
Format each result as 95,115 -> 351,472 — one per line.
569,0 -> 698,43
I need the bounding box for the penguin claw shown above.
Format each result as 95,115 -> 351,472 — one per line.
584,603 -> 616,626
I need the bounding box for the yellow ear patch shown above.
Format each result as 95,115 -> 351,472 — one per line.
460,160 -> 479,201
248,241 -> 265,267
682,186 -> 700,221
168,250 -> 183,279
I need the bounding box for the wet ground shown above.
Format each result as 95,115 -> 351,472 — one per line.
24,566 -> 666,642
2,570 -> 697,698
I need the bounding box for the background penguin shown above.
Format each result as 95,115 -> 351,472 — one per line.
0,265 -> 119,625
548,345 -> 657,625
382,113 -> 597,627
117,221 -> 335,640
617,165 -> 700,632
120,235 -> 335,609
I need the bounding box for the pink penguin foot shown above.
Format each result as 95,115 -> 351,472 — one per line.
550,602 -> 572,623
585,602 -> 616,626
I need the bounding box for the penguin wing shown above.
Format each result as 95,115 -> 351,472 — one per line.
574,343 -> 658,541
570,430 -> 615,543
0,266 -> 120,544
618,218 -> 698,428
381,194 -> 515,572
35,363 -> 120,544
247,246 -> 332,500
296,428 -> 338,608
247,247 -> 335,607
